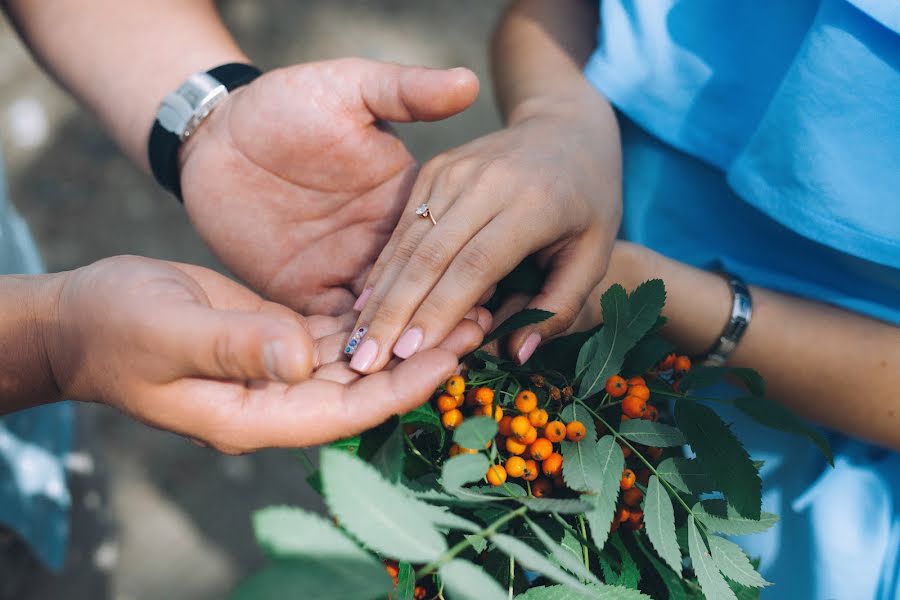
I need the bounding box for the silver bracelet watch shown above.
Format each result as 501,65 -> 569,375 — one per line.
699,273 -> 753,367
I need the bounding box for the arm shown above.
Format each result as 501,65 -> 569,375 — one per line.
595,243 -> 900,449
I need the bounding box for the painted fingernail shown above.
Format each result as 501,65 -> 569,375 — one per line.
353,288 -> 374,311
350,338 -> 378,372
263,340 -> 288,381
393,327 -> 424,359
344,326 -> 368,356
517,332 -> 541,365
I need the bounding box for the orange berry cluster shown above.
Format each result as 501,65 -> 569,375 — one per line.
605,375 -> 659,421
384,561 -> 427,599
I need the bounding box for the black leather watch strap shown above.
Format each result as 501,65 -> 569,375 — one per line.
148,63 -> 262,202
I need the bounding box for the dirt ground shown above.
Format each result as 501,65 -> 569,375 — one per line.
0,2 -> 505,598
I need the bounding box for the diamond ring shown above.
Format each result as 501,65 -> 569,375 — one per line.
415,203 -> 437,225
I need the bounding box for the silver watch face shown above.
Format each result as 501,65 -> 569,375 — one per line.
156,73 -> 228,138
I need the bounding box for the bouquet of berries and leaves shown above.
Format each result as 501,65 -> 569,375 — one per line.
232,279 -> 831,600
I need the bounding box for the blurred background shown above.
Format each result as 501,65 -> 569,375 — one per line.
0,1 -> 504,598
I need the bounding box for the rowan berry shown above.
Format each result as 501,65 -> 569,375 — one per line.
674,355 -> 691,374
552,474 -> 566,488
492,405 -> 504,422
609,519 -> 621,533
562,385 -> 574,399
505,437 -> 528,455
473,387 -> 495,406
549,386 -> 562,401
595,420 -> 609,437
620,444 -> 632,458
627,509 -> 644,525
622,395 -> 647,418
528,409 -> 549,428
486,464 -> 507,486
529,438 -> 553,461
448,444 -> 460,457
616,506 -> 631,523
566,421 -> 587,441
541,452 -> 563,477
515,390 -> 538,413
624,519 -> 644,531
441,409 -> 464,430
647,446 -> 663,461
622,487 -> 643,507
505,456 -> 527,478
531,479 -> 552,498
621,414 -> 632,422
627,376 -> 646,387
620,468 -> 636,490
414,586 -> 427,600
498,416 -> 514,437
636,469 -> 651,486
445,375 -> 465,397
510,416 -> 531,438
605,375 -> 628,398
644,405 -> 659,422
544,421 -> 567,443
436,393 -> 459,413
522,459 -> 540,481
385,561 -> 399,580
659,353 -> 676,370
530,374 -> 546,388
628,384 -> 650,402
520,426 -> 538,445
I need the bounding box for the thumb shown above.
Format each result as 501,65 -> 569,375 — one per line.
358,61 -> 480,122
155,303 -> 315,383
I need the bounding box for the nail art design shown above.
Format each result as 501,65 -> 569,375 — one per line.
345,326 -> 368,356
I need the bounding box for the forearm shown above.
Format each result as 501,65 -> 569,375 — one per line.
491,0 -> 602,122
2,0 -> 247,170
0,274 -> 65,414
610,245 -> 900,449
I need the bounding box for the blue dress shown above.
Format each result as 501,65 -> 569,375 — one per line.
584,1 -> 900,597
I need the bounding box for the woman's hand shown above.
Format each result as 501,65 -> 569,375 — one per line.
41,256 -> 488,453
347,96 -> 622,373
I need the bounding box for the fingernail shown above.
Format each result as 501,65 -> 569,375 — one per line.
344,326 -> 368,356
464,308 -> 478,321
393,327 -> 423,359
263,340 -> 288,381
353,288 -> 373,311
517,332 -> 541,365
350,339 -> 379,372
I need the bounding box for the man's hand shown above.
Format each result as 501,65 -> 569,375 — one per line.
44,256 -> 488,453
178,58 -> 479,316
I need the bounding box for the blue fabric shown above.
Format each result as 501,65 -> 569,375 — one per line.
584,1 -> 900,598
0,155 -> 72,570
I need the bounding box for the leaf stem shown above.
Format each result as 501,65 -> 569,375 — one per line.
508,555 -> 515,600
577,513 -> 590,571
404,433 -> 437,469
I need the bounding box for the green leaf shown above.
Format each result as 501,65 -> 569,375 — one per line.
397,562 -> 416,600
634,533 -> 691,600
608,535 -> 640,588
687,516 -> 736,600
320,448 -> 447,562
708,535 -> 771,588
727,368 -> 766,398
675,401 -> 761,519
643,475 -> 682,575
618,420 -> 686,447
525,517 -> 601,585
732,397 -> 833,465
416,503 -> 481,533
482,308 -> 555,347
402,403 -> 445,446
453,416 -> 499,451
656,458 -> 715,495
515,584 -> 652,599
230,559 -> 392,600
693,500 -> 779,536
515,498 -> 594,514
625,279 -> 666,341
492,534 -> 593,592
623,335 -> 675,376
583,436 -> 626,552
442,454 -> 490,493
578,285 -> 632,397
466,534 -> 488,554
369,421 -> 405,483
560,411 -> 601,492
440,559 -> 508,600
678,367 -> 764,397
329,436 -> 361,453
252,506 -> 375,563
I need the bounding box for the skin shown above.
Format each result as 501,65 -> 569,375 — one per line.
348,0 -> 622,373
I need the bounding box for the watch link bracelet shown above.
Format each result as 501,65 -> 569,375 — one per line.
698,273 -> 753,367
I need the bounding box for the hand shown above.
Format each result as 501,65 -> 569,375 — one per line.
44,256 -> 489,453
346,96 -> 622,373
177,58 -> 479,316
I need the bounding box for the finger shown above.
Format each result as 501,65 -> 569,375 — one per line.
357,62 -> 479,123
152,302 -> 315,383
484,293 -> 531,358
435,309 -> 491,357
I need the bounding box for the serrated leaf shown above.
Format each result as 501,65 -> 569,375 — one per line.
635,533 -> 691,600
397,562 -> 415,600
321,448 -> 447,562
442,454 -> 490,495
515,584 -> 652,599
732,397 -> 833,465
416,503 -> 481,533
369,421 -> 405,483
623,335 -> 675,376
492,534 -> 593,592
230,559 -> 392,600
440,559 -> 508,600
516,498 -> 594,513
583,436 -> 625,552
466,534 -> 488,553
578,285 -> 632,397
560,422 -> 601,492
657,458 -> 715,495
644,476 -> 682,575
693,500 -> 779,535
525,517 -> 601,585
708,535 -> 771,588
329,436 -> 361,453
608,535 -> 640,588
252,506 -> 374,562
618,420 -> 686,447
679,367 -> 764,397
625,279 -> 666,341
402,403 -> 445,446
453,416 -> 498,451
675,401 -> 761,519
482,308 -> 555,347
687,516 -> 736,600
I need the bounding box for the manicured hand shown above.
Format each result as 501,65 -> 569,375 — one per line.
346,97 -> 622,373
44,256 -> 489,453
177,58 -> 479,316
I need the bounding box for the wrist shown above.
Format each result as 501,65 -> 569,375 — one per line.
32,272 -> 69,403
505,91 -> 603,127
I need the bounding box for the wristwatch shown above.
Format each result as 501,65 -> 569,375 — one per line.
698,273 -> 753,366
147,62 -> 262,201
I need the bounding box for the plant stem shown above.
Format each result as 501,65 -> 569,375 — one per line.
404,434 -> 437,469
508,555 -> 515,600
296,449 -> 316,475
577,513 -> 590,571
415,505 -> 529,580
